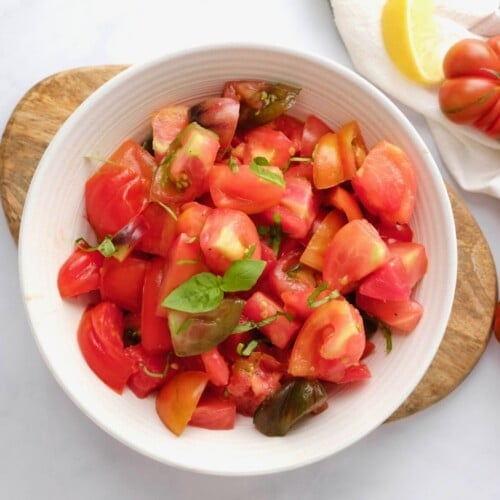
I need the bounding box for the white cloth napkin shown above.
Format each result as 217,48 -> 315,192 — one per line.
330,0 -> 500,198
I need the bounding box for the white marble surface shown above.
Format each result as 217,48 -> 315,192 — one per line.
1,1 -> 499,498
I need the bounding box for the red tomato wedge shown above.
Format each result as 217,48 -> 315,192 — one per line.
57,245 -> 104,298
77,302 -> 136,394
189,393 -> 237,430
356,292 -> 424,332
323,219 -> 390,292
301,114 -> 333,156
140,257 -> 172,353
352,140 -> 416,225
209,162 -> 285,214
288,298 -> 366,383
156,371 -> 209,436
100,255 -> 148,312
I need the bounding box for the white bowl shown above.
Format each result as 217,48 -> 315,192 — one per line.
18,44 -> 457,475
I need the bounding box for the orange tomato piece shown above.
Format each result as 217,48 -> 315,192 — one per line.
156,371 -> 209,436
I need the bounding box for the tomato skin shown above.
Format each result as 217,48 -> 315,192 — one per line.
100,256 -> 148,312
199,208 -> 262,274
140,257 -> 172,353
77,302 -> 136,394
352,140 -> 416,225
57,246 -> 104,298
443,38 -> 500,79
288,298 -> 366,383
156,371 -> 209,436
323,219 -> 390,293
208,162 -> 285,214
189,393 -> 237,430
439,77 -> 499,124
387,241 -> 428,288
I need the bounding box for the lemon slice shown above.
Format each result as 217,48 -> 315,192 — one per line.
381,0 -> 443,85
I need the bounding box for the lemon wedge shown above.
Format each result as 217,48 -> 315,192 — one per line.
381,0 -> 443,85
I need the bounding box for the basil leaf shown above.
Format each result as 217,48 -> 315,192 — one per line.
249,157 -> 285,188
162,272 -> 224,313
221,259 -> 266,292
307,284 -> 339,308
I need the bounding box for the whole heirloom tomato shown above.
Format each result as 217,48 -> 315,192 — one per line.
438,37 -> 500,139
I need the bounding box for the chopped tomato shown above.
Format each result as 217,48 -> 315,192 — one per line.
150,122 -> 219,206
260,176 -> 319,239
358,255 -> 412,301
100,255 -> 148,312
152,105 -> 189,163
301,114 -> 333,156
312,132 -> 344,189
85,143 -> 152,239
352,140 -> 416,225
125,344 -> 175,398
136,202 -> 177,257
189,393 -> 237,430
201,347 -> 230,386
189,97 -> 239,158
77,302 -> 136,393
140,257 -> 172,353
226,352 -> 285,416
270,114 -> 304,152
356,292 -> 424,332
323,219 -> 390,293
199,208 -> 262,274
387,241 -> 428,288
176,201 -> 213,238
243,291 -> 301,349
156,371 -> 209,436
326,185 -> 363,221
288,298 -> 366,383
57,245 -> 104,298
337,120 -> 368,179
300,209 -> 346,271
242,126 -> 295,169
208,162 -> 285,214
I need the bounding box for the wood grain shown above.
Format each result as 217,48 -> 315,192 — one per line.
0,66 -> 497,421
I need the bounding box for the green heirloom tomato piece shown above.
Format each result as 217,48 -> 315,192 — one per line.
168,298 -> 245,357
223,80 -> 301,129
253,378 -> 328,436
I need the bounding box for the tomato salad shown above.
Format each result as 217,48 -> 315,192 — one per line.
57,80 -> 428,437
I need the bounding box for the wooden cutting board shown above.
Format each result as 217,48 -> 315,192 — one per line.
0,66 -> 497,422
